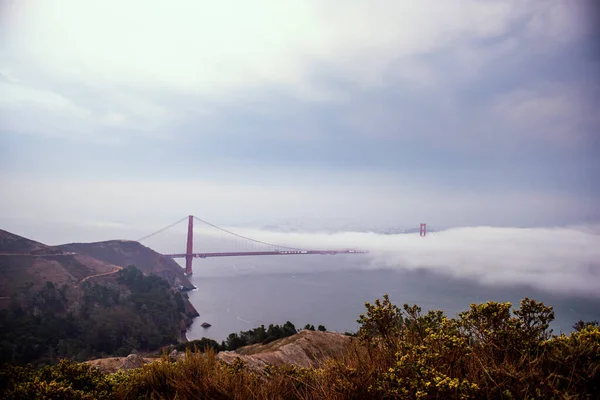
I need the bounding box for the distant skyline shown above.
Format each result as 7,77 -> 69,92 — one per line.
1,1 -> 599,236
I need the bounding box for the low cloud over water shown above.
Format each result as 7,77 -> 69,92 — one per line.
222,225 -> 600,297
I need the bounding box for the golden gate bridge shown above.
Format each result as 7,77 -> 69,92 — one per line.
0,216 -> 431,276
138,215 -> 371,275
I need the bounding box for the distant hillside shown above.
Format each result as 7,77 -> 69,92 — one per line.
0,229 -> 119,300
0,228 -> 200,364
58,240 -> 195,290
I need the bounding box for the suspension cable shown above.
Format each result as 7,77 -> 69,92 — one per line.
137,216 -> 188,242
193,216 -> 307,251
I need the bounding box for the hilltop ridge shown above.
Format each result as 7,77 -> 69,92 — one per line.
0,228 -> 60,254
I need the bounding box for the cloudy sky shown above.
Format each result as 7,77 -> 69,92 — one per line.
1,0 -> 599,239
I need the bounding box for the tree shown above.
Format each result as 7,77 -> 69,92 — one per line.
282,321 -> 297,336
226,333 -> 246,351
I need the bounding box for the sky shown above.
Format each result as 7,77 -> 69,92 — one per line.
1,0 -> 599,238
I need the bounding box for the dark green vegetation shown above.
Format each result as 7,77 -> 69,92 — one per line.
303,324 -> 327,332
2,296 -> 598,399
223,320 -> 326,351
173,322 -> 328,354
0,266 -> 192,365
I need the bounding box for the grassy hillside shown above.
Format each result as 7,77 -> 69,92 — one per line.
0,230 -> 119,301
59,240 -> 195,290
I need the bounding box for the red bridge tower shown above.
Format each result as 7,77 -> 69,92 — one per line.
185,215 -> 194,275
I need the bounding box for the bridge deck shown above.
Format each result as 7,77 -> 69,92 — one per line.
163,250 -> 368,259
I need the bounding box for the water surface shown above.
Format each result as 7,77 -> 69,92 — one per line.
185,256 -> 600,342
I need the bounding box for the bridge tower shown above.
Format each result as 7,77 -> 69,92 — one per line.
420,223 -> 427,237
185,215 -> 194,275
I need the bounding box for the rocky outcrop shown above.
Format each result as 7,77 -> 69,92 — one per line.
169,350 -> 186,362
217,330 -> 353,373
85,354 -> 154,373
85,331 -> 354,374
122,353 -> 149,370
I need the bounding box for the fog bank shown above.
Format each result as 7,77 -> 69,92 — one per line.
197,224 -> 600,297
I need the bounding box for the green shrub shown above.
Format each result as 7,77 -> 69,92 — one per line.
1,359 -> 113,400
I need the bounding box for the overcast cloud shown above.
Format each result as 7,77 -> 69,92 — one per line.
1,1 -> 599,281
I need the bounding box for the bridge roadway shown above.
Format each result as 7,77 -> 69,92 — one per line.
163,249 -> 368,259
0,252 -> 77,256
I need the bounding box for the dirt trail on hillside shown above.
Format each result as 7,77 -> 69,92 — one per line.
79,265 -> 123,284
